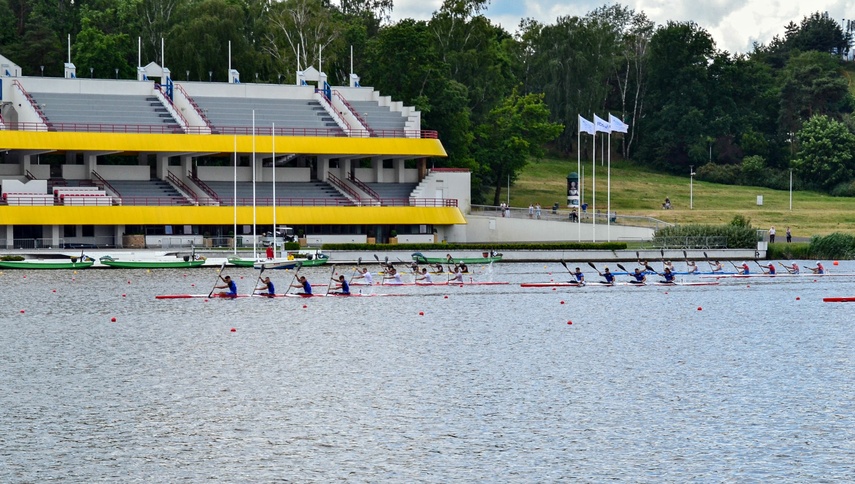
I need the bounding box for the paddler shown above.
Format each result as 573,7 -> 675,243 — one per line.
215,275 -> 238,297
291,275 -> 312,295
629,268 -> 647,284
416,267 -> 434,284
255,276 -> 275,296
572,267 -> 585,285
809,261 -> 825,274
330,274 -> 350,295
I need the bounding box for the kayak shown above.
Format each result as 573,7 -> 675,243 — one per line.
520,282 -> 614,287
155,292 -> 403,299
411,252 -> 502,265
0,259 -> 94,269
100,256 -> 206,269
823,296 -> 855,302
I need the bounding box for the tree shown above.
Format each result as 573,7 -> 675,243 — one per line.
473,90 -> 563,205
778,51 -> 851,137
793,114 -> 855,190
635,21 -> 716,172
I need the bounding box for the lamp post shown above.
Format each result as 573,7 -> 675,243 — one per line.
89,67 -> 93,78
186,70 -> 190,81
40,65 -> 44,76
690,165 -> 696,210
209,71 -> 212,82
115,68 -> 119,79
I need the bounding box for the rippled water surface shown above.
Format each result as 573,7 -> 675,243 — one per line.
1,262 -> 854,482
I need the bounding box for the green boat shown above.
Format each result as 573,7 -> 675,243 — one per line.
411,252 -> 503,265
229,250 -> 329,268
99,255 -> 207,269
0,258 -> 95,270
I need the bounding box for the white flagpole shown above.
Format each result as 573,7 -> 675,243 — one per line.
272,122 -> 276,257
233,135 -> 237,255
574,126 -> 582,242
252,110 -> 256,261
607,131 -> 611,242
592,129 -> 596,243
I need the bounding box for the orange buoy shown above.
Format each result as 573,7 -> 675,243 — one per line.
833,261 -> 839,266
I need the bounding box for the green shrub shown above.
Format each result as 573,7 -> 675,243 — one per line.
321,242 -> 628,251
766,242 -> 811,260
0,255 -> 25,261
696,162 -> 741,185
809,232 -> 855,259
653,223 -> 757,249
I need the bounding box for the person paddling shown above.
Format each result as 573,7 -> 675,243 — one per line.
254,276 -> 275,297
628,268 -> 647,284
330,274 -> 350,295
353,267 -> 374,285
709,260 -> 724,272
760,262 -> 776,275
737,262 -> 750,275
571,267 -> 585,285
685,259 -> 699,274
448,265 -> 464,283
599,267 -> 615,284
291,275 -> 312,295
809,261 -> 825,274
215,275 -> 238,297
416,267 -> 434,284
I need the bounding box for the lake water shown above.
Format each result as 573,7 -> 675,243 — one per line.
1,261 -> 853,482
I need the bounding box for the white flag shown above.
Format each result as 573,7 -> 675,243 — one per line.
578,115 -> 596,135
594,114 -> 611,133
609,114 -> 629,133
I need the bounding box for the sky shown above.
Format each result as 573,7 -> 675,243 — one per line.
388,0 -> 855,54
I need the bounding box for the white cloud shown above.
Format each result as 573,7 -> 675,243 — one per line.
388,0 -> 855,53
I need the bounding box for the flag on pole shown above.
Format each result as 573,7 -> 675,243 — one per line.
609,114 -> 629,133
594,114 -> 611,133
578,115 -> 596,135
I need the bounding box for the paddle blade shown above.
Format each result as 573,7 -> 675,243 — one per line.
560,260 -> 569,271
587,262 -> 597,270
373,254 -> 380,262
357,257 -> 362,266
703,251 -> 709,259
616,263 -> 627,272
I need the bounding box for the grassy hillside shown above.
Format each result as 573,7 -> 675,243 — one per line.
508,157 -> 855,237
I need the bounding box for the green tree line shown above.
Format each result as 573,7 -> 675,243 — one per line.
1,0 -> 853,201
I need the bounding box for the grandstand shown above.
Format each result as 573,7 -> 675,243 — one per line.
0,57 -> 469,249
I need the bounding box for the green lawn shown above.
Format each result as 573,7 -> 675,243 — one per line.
507,157 -> 855,237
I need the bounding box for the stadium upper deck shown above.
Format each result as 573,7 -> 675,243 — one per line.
0,62 -> 468,249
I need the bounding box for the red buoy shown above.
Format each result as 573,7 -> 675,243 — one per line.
567,321 -> 573,325
444,295 -> 448,299
419,311 -> 424,316
230,328 -> 236,332
560,300 -> 565,304
302,304 -> 307,309
697,306 -> 702,311
796,296 -> 801,300
20,309 -> 25,313
110,317 -> 117,322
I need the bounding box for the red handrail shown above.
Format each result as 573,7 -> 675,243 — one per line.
12,80 -> 50,127
90,171 -> 121,198
326,173 -> 362,204
153,85 -> 189,131
4,121 -> 439,139
347,172 -> 380,199
332,90 -> 372,136
187,172 -> 221,203
174,83 -> 213,129
165,171 -> 199,204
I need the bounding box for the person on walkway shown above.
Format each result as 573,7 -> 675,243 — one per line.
215,275 -> 238,297
330,274 -> 350,295
291,275 -> 312,295
528,203 -> 534,218
769,226 -> 776,243
266,245 -> 274,260
255,276 -> 275,296
786,227 -> 792,243
535,203 -> 542,219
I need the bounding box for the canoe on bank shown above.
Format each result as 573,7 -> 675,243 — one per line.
411,252 -> 502,265
0,259 -> 94,270
100,256 -> 206,269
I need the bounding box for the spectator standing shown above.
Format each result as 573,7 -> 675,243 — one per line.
535,203 -> 542,219
786,227 -> 792,243
769,226 -> 776,243
528,203 -> 534,218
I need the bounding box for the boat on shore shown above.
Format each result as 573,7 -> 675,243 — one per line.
411,252 -> 502,265
0,257 -> 94,270
100,255 -> 207,269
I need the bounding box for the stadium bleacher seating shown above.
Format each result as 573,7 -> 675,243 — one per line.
27,92 -> 180,131
347,101 -> 407,136
192,97 -> 343,135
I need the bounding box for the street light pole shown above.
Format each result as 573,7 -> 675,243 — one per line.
690,165 -> 695,210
